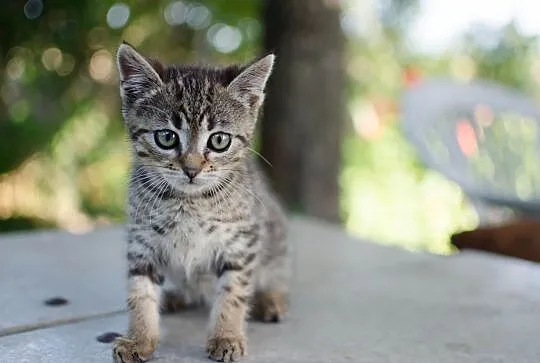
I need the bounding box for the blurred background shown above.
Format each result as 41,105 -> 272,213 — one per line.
2,0 -> 540,256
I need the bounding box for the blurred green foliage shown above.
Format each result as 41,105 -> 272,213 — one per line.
0,0 -> 263,232
1,0 -> 538,254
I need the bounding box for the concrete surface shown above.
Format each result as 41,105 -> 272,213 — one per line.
1,217 -> 540,362
0,227 -> 126,334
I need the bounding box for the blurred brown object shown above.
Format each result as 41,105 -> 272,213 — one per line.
451,219 -> 540,263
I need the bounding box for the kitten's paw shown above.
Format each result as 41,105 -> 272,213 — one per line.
251,290 -> 287,323
206,335 -> 246,362
112,336 -> 156,363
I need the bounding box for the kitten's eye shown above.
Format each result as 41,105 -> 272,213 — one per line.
154,129 -> 179,150
207,132 -> 232,152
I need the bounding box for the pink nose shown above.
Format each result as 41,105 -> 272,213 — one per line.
182,166 -> 200,180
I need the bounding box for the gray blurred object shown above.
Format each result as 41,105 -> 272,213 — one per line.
400,77 -> 540,225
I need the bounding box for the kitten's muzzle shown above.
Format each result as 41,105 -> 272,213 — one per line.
180,152 -> 205,181
182,165 -> 201,181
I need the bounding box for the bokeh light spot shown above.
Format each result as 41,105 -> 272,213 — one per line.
24,0 -> 43,20
1,83 -> 20,105
474,104 -> 494,127
351,102 -> 383,140
107,3 -> 130,29
186,4 -> 211,30
6,57 -> 26,81
122,23 -> 149,47
238,18 -> 261,42
164,1 -> 186,26
402,66 -> 422,87
42,48 -> 63,71
89,50 -> 113,83
9,100 -> 30,123
208,24 -> 242,54
339,4 -> 368,39
456,119 -> 478,157
57,54 -> 75,76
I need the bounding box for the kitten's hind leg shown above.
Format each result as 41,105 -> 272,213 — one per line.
250,253 -> 291,323
159,269 -> 205,314
160,289 -> 191,314
250,289 -> 288,323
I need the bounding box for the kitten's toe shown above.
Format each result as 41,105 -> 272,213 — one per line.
112,336 -> 154,363
206,335 -> 246,362
250,290 -> 288,323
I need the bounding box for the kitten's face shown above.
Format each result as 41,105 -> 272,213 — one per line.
116,43 -> 274,196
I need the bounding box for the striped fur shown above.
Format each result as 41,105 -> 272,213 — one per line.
112,43 -> 290,363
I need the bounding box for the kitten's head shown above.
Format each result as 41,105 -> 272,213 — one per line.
116,42 -> 274,196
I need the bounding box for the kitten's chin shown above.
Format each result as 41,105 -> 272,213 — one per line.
173,179 -> 219,196
174,182 -> 207,195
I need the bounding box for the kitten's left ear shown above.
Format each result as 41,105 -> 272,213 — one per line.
116,42 -> 164,86
228,54 -> 275,108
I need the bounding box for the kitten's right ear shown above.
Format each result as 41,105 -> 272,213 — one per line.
116,42 -> 164,87
227,54 -> 275,108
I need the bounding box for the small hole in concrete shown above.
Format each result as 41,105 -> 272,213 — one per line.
44,296 -> 69,306
96,332 -> 123,343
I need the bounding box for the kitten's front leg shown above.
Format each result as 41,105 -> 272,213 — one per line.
206,253 -> 256,362
113,253 -> 162,363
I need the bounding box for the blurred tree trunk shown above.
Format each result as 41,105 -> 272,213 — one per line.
260,0 -> 345,223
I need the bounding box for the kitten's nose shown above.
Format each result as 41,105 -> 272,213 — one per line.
182,166 -> 201,180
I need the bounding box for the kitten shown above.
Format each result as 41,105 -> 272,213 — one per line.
112,42 -> 290,363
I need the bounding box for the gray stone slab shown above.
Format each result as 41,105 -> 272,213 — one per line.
2,217 -> 540,362
0,227 -> 127,334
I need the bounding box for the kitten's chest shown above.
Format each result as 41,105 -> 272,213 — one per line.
161,213 -> 217,274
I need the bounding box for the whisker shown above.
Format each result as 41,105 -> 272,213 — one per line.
130,170 -> 169,223
246,147 -> 273,168
134,180 -> 166,223
148,180 -> 171,227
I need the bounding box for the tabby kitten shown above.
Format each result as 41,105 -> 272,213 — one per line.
112,42 -> 290,363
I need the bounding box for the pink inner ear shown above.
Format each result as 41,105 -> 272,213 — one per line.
118,57 -> 139,80
247,94 -> 261,108
227,57 -> 273,107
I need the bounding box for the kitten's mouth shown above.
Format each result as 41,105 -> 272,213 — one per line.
175,176 -> 215,195
182,179 -> 204,187
157,169 -> 222,196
